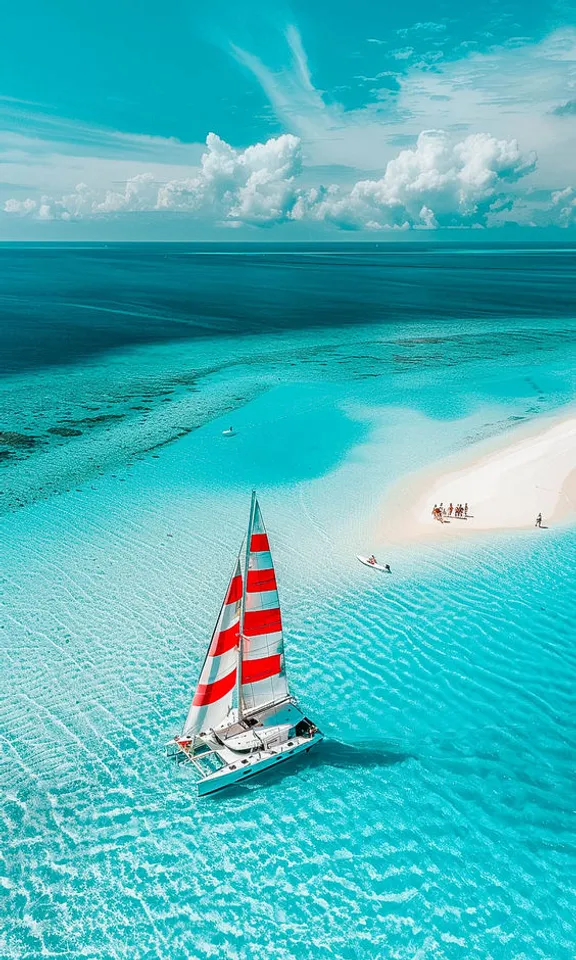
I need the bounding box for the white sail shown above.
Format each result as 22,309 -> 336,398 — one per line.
240,498 -> 289,713
182,557 -> 242,737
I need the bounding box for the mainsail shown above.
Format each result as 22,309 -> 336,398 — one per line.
240,498 -> 289,713
182,557 -> 242,737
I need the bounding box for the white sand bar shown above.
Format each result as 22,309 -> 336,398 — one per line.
382,414 -> 576,543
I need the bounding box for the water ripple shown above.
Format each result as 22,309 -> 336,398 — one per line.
2,442 -> 576,959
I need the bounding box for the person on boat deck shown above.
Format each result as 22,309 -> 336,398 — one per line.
368,555 -> 377,564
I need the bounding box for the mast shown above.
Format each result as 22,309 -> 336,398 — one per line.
237,489 -> 257,722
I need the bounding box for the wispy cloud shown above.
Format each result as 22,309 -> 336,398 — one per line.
231,26 -> 333,147
284,25 -> 315,93
0,99 -> 195,159
230,24 -> 410,170
0,93 -> 50,108
226,22 -> 576,187
395,28 -> 576,185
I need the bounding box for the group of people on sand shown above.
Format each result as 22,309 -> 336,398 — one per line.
432,502 -> 468,523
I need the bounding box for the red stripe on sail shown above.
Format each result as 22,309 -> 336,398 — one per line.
242,655 -> 281,684
211,622 -> 239,656
250,533 -> 270,552
243,608 -> 282,637
247,568 -> 277,593
193,668 -> 236,706
225,574 -> 242,605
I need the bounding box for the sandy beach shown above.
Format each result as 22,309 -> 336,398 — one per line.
382,413 -> 576,543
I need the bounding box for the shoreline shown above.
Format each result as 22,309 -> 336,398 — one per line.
379,410 -> 576,544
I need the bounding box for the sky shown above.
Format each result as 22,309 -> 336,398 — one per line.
1,0 -> 576,240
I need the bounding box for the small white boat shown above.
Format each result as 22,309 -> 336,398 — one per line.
357,555 -> 390,573
222,427 -> 235,437
167,492 -> 323,796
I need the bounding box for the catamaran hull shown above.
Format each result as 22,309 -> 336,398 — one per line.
197,732 -> 324,797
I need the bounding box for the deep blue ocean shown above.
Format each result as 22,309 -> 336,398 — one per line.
2,242 -> 576,374
1,243 -> 575,959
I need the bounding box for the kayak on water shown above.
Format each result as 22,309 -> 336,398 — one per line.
357,555 -> 391,573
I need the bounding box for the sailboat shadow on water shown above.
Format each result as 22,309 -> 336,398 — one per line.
207,738 -> 413,800
311,738 -> 415,770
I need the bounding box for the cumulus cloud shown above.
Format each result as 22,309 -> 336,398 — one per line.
156,132 -> 303,225
552,186 -> 576,224
3,128 -> 538,230
4,132 -> 304,226
4,175 -> 159,221
308,130 -> 537,230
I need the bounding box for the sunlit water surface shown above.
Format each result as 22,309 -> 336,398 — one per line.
1,246 -> 576,959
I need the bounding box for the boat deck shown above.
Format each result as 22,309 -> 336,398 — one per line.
167,701 -> 322,795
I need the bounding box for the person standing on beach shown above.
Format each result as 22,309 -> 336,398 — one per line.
535,512 -> 542,528
464,503 -> 468,517
449,503 -> 453,517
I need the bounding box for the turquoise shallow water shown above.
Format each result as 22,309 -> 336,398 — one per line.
2,247 -> 576,959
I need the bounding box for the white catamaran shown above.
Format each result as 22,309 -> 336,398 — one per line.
167,492 -> 323,796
